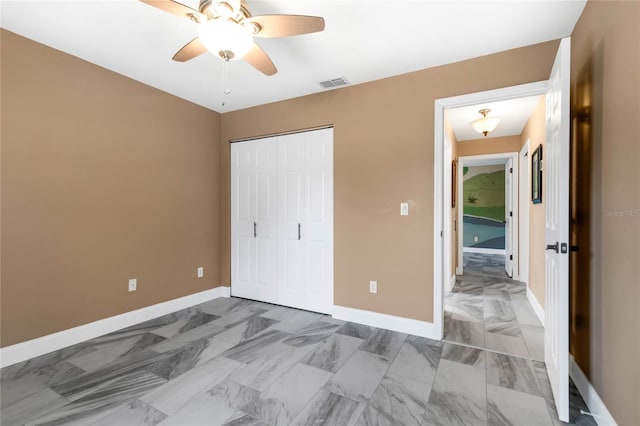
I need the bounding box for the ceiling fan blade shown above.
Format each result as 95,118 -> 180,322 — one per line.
244,43 -> 277,76
247,15 -> 325,38
140,0 -> 203,22
172,37 -> 208,62
226,0 -> 241,14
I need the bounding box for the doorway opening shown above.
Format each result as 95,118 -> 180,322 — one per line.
434,38 -> 572,422
437,88 -> 544,362
456,152 -> 519,279
432,81 -> 547,341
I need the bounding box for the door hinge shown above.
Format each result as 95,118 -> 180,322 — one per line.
440,230 -> 443,237
510,255 -> 513,260
509,167 -> 513,173
509,211 -> 513,217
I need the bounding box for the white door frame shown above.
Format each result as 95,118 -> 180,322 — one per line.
456,152 -> 519,278
519,141 -> 530,284
433,80 -> 547,340
443,136 -> 453,292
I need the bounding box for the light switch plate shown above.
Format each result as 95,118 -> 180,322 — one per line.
369,280 -> 377,294
400,202 -> 409,216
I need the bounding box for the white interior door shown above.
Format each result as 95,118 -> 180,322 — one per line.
277,128 -> 333,313
505,158 -> 513,277
544,37 -> 571,422
231,138 -> 278,304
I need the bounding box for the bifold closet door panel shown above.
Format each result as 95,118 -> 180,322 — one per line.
277,128 -> 334,314
231,138 -> 278,304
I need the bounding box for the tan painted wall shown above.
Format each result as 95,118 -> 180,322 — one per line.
0,30 -> 222,347
520,97 -> 546,307
219,41 -> 559,323
570,1 -> 640,423
457,135 -> 521,157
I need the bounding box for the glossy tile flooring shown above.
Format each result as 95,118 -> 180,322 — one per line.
444,253 -> 545,360
1,264 -> 595,425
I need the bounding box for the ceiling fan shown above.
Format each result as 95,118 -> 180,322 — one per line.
140,0 -> 325,76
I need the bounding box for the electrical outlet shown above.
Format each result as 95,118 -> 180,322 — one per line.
128,278 -> 137,292
474,236 -> 479,242
400,202 -> 409,216
369,280 -> 377,294
197,267 -> 204,278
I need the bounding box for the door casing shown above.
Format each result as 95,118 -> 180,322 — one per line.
456,152 -> 518,278
433,81 -> 547,339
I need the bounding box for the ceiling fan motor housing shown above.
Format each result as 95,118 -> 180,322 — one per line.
199,0 -> 250,20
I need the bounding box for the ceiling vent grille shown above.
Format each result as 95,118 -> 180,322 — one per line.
319,77 -> 349,89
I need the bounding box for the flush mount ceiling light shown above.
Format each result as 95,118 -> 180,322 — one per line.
470,108 -> 501,137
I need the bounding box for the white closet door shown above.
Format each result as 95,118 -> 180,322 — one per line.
277,128 -> 333,313
231,138 -> 278,304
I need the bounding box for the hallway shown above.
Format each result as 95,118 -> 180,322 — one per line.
444,253 -> 596,425
444,253 -> 544,360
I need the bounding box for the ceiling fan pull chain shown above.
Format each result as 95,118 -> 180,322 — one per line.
222,60 -> 231,107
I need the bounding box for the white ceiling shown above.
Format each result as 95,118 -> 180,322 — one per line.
0,1 -> 586,113
447,95 -> 542,141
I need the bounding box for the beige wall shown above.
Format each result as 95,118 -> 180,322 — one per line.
570,1 -> 640,424
220,41 -> 559,323
457,135 -> 521,157
520,97 -> 546,307
0,30 -> 222,346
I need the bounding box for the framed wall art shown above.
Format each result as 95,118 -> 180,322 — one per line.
452,159 -> 457,208
532,144 -> 543,204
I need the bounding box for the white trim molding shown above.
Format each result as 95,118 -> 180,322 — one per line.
457,151 -> 519,280
0,287 -> 230,368
332,305 -> 438,340
434,81 -> 548,339
518,140 -> 530,285
463,247 -> 506,255
446,275 -> 456,293
526,286 -> 545,326
569,356 -> 618,426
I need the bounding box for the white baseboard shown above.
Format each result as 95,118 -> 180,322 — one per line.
526,286 -> 545,326
446,275 -> 456,292
463,247 -> 506,255
332,305 -> 437,339
0,286 -> 230,368
569,355 -> 618,426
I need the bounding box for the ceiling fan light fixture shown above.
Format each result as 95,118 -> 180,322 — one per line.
198,18 -> 253,61
470,108 -> 500,137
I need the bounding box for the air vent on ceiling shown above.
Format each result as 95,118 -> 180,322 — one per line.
319,77 -> 350,89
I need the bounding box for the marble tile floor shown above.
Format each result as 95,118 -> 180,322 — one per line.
445,253 -> 545,361
462,253 -> 511,279
1,295 -> 595,425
